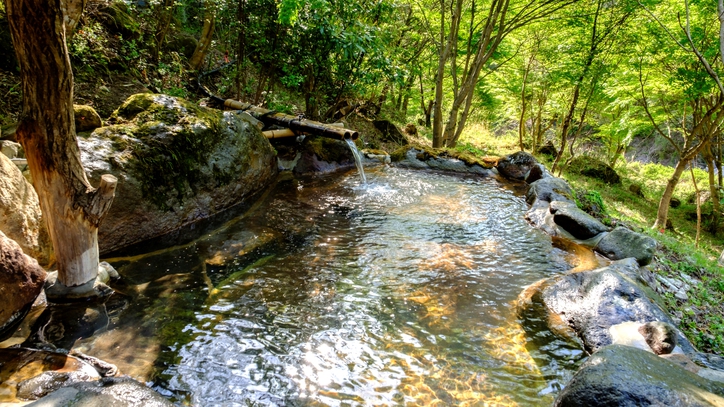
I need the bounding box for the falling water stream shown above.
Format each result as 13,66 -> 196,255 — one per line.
345,139 -> 367,183
36,167 -> 594,406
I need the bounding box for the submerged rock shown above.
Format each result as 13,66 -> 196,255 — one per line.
0,231 -> 46,342
556,345 -> 724,407
0,348 -> 100,403
519,258 -> 694,354
496,151 -> 538,181
0,153 -> 51,264
26,377 -> 173,407
79,93 -> 278,254
595,226 -> 657,266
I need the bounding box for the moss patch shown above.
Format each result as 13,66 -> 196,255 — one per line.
304,136 -> 352,163
106,94 -> 233,210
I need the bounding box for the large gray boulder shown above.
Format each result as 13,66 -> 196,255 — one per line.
79,94 -> 278,254
1,140 -> 23,159
496,151 -> 538,181
550,200 -> 610,240
525,176 -> 574,205
0,231 -> 46,341
595,226 -> 657,266
518,258 -> 694,354
556,345 -> 724,407
0,153 -> 51,264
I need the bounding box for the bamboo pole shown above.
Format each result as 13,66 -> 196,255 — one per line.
262,128 -> 297,139
224,99 -> 359,141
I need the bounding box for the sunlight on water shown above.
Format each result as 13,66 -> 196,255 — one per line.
82,167 -> 591,406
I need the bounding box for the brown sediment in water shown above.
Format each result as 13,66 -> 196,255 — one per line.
0,348 -> 99,403
552,236 -> 608,273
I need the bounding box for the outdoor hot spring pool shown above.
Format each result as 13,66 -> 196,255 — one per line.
73,166 -> 592,406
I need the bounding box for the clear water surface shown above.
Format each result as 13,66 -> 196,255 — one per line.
78,166 -> 588,406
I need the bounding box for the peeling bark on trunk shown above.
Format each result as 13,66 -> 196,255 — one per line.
7,0 -> 117,287
61,0 -> 86,37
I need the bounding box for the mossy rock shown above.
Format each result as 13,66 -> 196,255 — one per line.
165,33 -> 198,59
98,1 -> 140,39
388,145 -> 496,175
79,94 -> 278,254
74,105 -> 103,131
568,155 -> 621,185
293,136 -> 355,174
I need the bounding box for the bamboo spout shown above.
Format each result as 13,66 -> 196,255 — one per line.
263,129 -> 297,139
224,99 -> 359,141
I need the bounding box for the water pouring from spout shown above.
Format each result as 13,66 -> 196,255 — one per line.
345,138 -> 367,184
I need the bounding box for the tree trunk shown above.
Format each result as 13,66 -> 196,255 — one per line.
7,0 -> 117,288
653,158 -> 688,231
519,51 -> 535,152
448,88 -> 475,148
432,0 -> 462,148
154,0 -> 175,62
189,5 -> 215,71
703,143 -> 721,231
690,163 -> 701,247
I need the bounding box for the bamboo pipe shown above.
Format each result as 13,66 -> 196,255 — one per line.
263,124 -> 345,139
263,128 -> 297,139
224,99 -> 359,141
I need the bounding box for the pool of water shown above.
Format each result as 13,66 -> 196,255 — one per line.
73,166 -> 588,406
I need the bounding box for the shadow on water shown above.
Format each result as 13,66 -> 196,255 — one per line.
16,167 -> 600,406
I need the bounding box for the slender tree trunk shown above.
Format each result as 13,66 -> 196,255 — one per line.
424,100 -> 433,128
703,143 -> 721,231
519,51 -> 535,152
154,0 -> 175,62
448,89 -> 475,147
235,0 -> 247,99
433,0 -> 461,148
189,5 -> 215,71
690,163 -> 701,247
7,0 -> 117,288
532,90 -> 547,150
653,158 -> 689,230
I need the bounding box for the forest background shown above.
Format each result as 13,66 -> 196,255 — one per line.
1,0 -> 724,354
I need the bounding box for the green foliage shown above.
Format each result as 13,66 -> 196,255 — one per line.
68,22 -> 111,74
